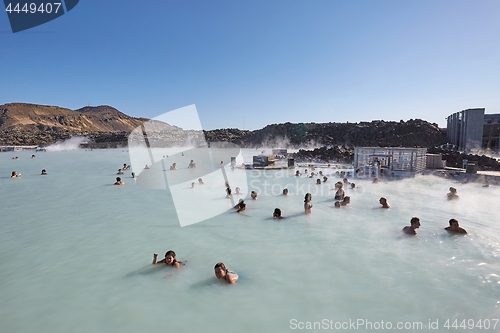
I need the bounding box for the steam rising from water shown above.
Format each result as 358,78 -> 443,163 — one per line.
44,137 -> 88,151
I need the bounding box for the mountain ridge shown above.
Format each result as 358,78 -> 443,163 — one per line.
0,103 -> 447,148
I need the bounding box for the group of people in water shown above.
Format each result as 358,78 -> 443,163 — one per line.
110,157 -> 471,240
152,251 -> 238,284
402,217 -> 467,235
223,166 -> 470,237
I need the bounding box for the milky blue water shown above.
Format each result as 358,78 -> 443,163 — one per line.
1,149 -> 499,333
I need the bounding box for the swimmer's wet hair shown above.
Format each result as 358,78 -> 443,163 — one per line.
410,217 -> 420,225
273,208 -> 281,217
449,218 -> 458,225
214,262 -> 226,270
165,250 -> 176,258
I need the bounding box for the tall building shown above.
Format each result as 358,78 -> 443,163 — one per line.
483,114 -> 500,151
446,108 -> 485,153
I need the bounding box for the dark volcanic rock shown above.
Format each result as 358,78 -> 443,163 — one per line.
203,119 -> 446,149
427,147 -> 500,171
293,146 -> 354,163
0,102 -> 447,149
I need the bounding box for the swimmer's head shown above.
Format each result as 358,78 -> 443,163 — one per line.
379,197 -> 387,204
273,208 -> 281,218
165,250 -> 176,264
449,187 -> 457,193
334,201 -> 341,208
214,262 -> 227,279
343,196 -> 350,203
116,177 -> 121,181
316,179 -> 321,184
238,198 -> 244,203
283,188 -> 288,195
304,193 -> 312,202
410,217 -> 420,228
449,218 -> 459,227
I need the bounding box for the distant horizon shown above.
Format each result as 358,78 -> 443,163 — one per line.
1,100 -> 451,131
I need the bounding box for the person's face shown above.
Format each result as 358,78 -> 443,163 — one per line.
214,267 -> 226,279
412,221 -> 421,229
165,255 -> 175,265
450,221 -> 459,228
379,198 -> 385,204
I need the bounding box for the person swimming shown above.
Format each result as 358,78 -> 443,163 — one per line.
283,188 -> 289,195
273,208 -> 282,219
214,262 -> 238,284
170,163 -> 177,170
379,197 -> 390,208
188,160 -> 196,168
251,191 -> 258,200
323,176 -> 328,182
316,179 -> 321,185
114,177 -> 125,185
445,218 -> 467,234
117,169 -> 124,175
144,164 -> 150,169
226,186 -> 232,198
234,199 -> 246,213
235,187 -> 241,194
340,196 -> 350,206
402,217 -> 420,235
11,171 -> 20,178
447,187 -> 459,200
152,250 -> 181,268
334,201 -> 341,208
191,182 -> 195,188
295,170 -> 301,177
304,193 -> 313,214
198,178 -> 204,184
41,169 -> 47,175
334,182 -> 345,201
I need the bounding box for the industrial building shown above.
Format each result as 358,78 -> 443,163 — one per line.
446,108 -> 500,153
